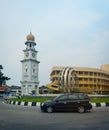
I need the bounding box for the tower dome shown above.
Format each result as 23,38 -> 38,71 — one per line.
26,32 -> 35,41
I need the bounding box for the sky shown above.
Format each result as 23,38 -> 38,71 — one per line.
0,0 -> 109,86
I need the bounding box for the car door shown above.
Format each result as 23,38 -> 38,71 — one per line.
53,95 -> 68,111
67,94 -> 80,111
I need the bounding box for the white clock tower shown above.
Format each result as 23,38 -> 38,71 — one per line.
21,32 -> 40,95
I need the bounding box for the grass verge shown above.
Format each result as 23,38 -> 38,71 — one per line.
90,97 -> 109,103
10,97 -> 53,103
9,97 -> 109,103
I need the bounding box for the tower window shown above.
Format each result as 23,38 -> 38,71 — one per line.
33,69 -> 36,73
26,69 -> 28,72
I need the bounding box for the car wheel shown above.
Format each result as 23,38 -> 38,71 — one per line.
47,106 -> 53,113
78,106 -> 85,113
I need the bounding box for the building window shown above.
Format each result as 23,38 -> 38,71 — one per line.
33,69 -> 35,73
84,72 -> 88,75
89,72 -> 93,76
84,84 -> 88,87
79,78 -> 82,81
94,72 -> 97,76
79,72 -> 83,75
84,78 -> 88,81
35,85 -> 37,89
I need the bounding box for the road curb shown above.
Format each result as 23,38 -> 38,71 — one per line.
4,100 -> 109,107
5,100 -> 41,107
91,102 -> 109,107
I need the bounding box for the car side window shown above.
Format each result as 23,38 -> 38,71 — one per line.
57,95 -> 68,101
79,94 -> 89,100
79,94 -> 84,99
68,94 -> 78,100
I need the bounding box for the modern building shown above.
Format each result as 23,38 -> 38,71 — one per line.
21,32 -> 40,95
9,85 -> 21,95
47,64 -> 109,94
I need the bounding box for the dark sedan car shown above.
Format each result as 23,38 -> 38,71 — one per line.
40,93 -> 92,113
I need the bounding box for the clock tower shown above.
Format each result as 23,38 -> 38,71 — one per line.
21,32 -> 40,95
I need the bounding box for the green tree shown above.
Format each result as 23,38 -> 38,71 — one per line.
0,65 -> 10,86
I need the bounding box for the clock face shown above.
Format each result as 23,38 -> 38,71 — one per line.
32,53 -> 35,57
26,52 -> 29,57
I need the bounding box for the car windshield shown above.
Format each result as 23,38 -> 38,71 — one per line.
53,95 -> 62,101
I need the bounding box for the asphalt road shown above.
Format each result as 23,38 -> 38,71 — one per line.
0,99 -> 109,130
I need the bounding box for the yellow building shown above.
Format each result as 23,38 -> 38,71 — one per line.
47,64 -> 109,94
